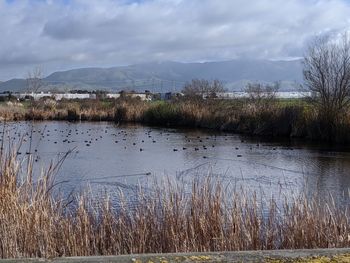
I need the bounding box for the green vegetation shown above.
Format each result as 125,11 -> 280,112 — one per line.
0,144 -> 349,259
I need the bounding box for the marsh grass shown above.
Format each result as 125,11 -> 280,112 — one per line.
4,96 -> 350,143
0,103 -> 26,121
0,142 -> 348,259
4,97 -> 350,142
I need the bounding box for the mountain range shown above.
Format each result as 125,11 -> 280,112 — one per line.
0,59 -> 304,93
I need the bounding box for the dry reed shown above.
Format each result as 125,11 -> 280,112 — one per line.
0,144 -> 348,259
0,98 -> 345,141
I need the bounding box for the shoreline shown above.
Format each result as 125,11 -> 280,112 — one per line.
1,97 -> 350,143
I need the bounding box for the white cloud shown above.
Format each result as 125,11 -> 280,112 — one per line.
0,0 -> 349,79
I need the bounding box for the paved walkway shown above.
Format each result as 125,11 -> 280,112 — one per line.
1,248 -> 350,262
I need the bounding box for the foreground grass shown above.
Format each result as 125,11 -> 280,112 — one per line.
0,143 -> 349,259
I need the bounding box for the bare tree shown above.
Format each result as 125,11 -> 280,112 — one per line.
245,82 -> 279,111
208,79 -> 226,98
303,33 -> 350,129
245,82 -> 279,101
182,79 -> 209,98
182,79 -> 226,99
26,67 -> 43,94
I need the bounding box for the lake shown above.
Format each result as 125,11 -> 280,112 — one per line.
6,121 -> 350,204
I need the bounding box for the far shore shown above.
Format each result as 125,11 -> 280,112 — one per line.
0,96 -> 348,143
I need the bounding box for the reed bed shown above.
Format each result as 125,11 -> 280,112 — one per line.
112,98 -> 350,142
3,97 -> 350,141
0,145 -> 349,259
0,103 -> 26,121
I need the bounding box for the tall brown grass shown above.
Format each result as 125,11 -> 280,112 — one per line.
23,99 -> 118,121
0,103 -> 26,121
0,143 -> 349,259
3,97 -> 350,141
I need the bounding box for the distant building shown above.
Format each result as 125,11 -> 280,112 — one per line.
159,92 -> 183,100
275,91 -> 311,99
215,91 -> 311,99
129,93 -> 152,101
54,93 -> 96,100
107,92 -> 152,101
215,92 -> 247,99
17,92 -> 96,101
106,93 -> 121,99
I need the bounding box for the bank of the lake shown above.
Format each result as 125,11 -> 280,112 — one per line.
3,97 -> 349,143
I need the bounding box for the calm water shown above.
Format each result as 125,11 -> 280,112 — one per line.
5,121 -> 350,203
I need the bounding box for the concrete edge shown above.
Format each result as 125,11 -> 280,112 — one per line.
1,248 -> 350,262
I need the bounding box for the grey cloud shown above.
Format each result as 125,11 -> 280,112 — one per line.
0,0 -> 350,80
43,18 -> 90,40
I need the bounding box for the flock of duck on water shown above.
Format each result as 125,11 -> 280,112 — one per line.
0,123 -> 284,168
4,122 -> 283,163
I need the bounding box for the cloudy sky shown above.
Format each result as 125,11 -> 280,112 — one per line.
0,0 -> 349,80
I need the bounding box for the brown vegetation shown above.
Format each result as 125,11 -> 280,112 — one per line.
2,95 -> 350,142
0,102 -> 26,121
0,145 -> 349,259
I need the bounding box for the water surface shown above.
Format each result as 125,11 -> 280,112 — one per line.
6,121 -> 350,203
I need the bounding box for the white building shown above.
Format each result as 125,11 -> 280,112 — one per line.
215,91 -> 311,99
18,92 -> 96,101
106,93 -> 121,99
107,92 -> 152,101
54,93 -> 96,100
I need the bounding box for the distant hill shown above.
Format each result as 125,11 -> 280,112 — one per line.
0,79 -> 27,92
0,59 -> 303,92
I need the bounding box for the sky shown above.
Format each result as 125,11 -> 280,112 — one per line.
0,0 -> 350,80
